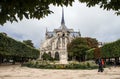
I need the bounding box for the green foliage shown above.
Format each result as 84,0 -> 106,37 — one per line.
0,33 -> 39,59
0,0 -> 119,25
86,48 -> 95,60
101,39 -> 120,58
67,37 -> 88,56
0,0 -> 74,25
23,60 -> 98,69
23,40 -> 34,48
79,0 -> 120,15
42,53 -> 53,60
85,37 -> 98,48
67,37 -> 98,61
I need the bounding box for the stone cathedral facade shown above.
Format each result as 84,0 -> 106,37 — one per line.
40,9 -> 81,64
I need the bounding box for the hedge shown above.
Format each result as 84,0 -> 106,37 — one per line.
0,33 -> 39,59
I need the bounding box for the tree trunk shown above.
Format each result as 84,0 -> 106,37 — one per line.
108,58 -> 110,62
12,56 -> 16,65
21,57 -> 24,65
115,57 -> 119,65
0,55 -> 2,64
118,57 -> 120,62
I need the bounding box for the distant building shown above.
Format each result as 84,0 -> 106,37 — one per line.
40,9 -> 81,64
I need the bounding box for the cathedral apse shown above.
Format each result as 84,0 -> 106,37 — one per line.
40,8 -> 81,64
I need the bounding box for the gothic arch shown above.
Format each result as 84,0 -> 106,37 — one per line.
48,52 -> 51,57
55,52 -> 60,60
56,37 -> 61,49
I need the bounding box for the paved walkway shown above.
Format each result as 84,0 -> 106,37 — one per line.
0,65 -> 120,79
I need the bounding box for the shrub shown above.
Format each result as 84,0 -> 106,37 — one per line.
23,61 -> 98,70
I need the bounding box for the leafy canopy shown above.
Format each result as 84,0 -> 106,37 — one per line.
67,37 -> 98,61
23,40 -> 34,48
101,39 -> 120,58
0,0 -> 74,25
79,0 -> 120,15
0,0 -> 119,25
0,33 -> 39,59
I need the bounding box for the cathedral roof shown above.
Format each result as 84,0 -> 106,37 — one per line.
59,24 -> 68,30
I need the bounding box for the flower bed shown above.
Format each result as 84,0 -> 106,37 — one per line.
22,60 -> 98,69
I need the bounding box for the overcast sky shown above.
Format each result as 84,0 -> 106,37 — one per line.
0,1 -> 120,48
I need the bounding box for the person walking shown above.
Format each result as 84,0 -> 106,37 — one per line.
114,60 -> 117,67
98,58 -> 104,72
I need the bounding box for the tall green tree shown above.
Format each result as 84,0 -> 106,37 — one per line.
23,40 -> 34,48
0,33 -> 39,64
67,37 -> 98,61
86,48 -> 95,60
101,39 -> 120,58
67,37 -> 90,61
101,39 -> 120,64
85,37 -> 98,48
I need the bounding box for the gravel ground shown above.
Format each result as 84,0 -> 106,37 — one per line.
0,65 -> 120,79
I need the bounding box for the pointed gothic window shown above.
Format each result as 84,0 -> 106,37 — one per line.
48,52 -> 51,57
55,52 -> 59,60
63,33 -> 65,37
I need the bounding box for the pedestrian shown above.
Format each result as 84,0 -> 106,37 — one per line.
101,59 -> 105,67
98,58 -> 104,72
114,60 -> 116,67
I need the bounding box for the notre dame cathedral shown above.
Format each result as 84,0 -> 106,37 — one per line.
40,8 -> 81,64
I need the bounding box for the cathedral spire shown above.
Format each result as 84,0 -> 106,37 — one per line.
59,8 -> 68,30
45,27 -> 48,35
46,27 -> 48,32
61,8 -> 65,25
